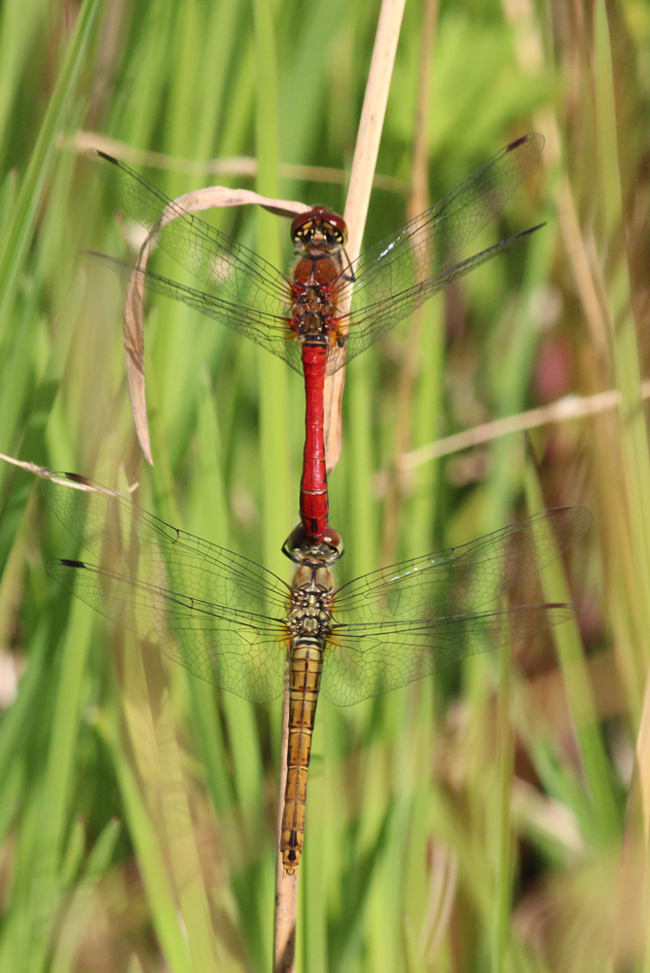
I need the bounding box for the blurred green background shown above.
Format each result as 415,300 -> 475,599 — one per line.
0,0 -> 649,969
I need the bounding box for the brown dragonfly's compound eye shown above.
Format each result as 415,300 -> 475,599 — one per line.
282,525 -> 311,561
322,527 -> 344,560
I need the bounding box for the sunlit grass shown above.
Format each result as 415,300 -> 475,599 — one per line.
0,0 -> 648,969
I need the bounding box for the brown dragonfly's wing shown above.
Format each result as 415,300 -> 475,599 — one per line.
325,133 -> 545,374
320,604 -> 575,706
43,472 -> 289,702
47,558 -> 288,702
332,508 -> 589,615
319,506 -> 590,706
91,151 -> 304,374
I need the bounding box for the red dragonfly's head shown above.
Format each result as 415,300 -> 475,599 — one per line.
290,206 -> 348,254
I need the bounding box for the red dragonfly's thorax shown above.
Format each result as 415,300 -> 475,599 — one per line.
292,249 -> 342,287
290,284 -> 340,341
289,207 -> 348,343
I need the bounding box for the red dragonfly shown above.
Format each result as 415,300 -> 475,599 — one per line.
40,469 -> 588,872
93,134 -> 544,543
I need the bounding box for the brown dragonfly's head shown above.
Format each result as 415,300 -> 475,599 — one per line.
282,524 -> 344,564
290,206 -> 348,255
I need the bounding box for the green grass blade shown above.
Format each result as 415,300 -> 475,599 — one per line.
0,0 -> 100,328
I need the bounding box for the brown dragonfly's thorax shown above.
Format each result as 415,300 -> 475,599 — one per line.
287,561 -> 335,642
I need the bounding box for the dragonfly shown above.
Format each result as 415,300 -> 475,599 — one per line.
41,470 -> 588,873
92,133 -> 545,544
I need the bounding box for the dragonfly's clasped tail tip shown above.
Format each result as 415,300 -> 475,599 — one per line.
282,524 -> 344,564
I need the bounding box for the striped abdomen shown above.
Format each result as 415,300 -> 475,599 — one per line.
280,637 -> 325,874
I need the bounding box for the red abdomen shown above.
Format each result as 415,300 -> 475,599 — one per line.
300,343 -> 328,542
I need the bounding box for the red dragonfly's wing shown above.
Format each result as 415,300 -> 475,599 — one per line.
320,506 -> 590,706
325,133 -> 545,375
92,151 -> 304,374
90,253 -> 304,374
43,472 -> 289,702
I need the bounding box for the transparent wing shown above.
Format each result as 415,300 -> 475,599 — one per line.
92,151 -> 302,371
333,508 -> 589,614
320,506 -> 589,705
328,134 -> 545,373
91,253 -> 304,374
93,139 -> 543,378
327,227 -> 542,374
43,472 -> 290,702
321,604 -> 575,706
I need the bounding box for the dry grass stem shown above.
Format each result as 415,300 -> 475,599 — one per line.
323,0 -> 408,474
273,671 -> 297,973
121,185 -> 310,465
380,0 -> 439,564
69,130 -> 407,190
401,381 -> 650,468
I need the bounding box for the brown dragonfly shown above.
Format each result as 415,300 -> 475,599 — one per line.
42,470 -> 588,872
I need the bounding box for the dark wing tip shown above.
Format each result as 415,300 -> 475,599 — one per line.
546,505 -> 593,540
94,149 -> 119,165
507,135 -> 530,151
549,504 -> 591,517
506,132 -> 545,153
62,472 -> 93,486
58,559 -> 87,569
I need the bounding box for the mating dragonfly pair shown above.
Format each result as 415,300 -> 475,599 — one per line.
43,135 -> 587,872
92,132 -> 545,544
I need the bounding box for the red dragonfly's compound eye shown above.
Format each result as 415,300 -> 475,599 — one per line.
290,206 -> 348,250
